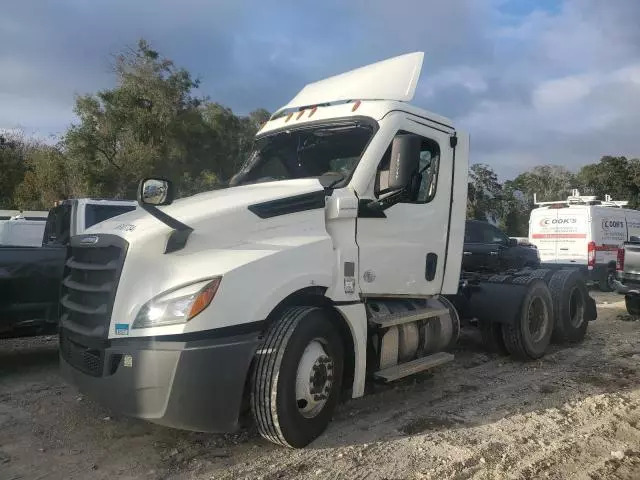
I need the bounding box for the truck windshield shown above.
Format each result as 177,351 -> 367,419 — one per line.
85,205 -> 136,229
229,121 -> 375,188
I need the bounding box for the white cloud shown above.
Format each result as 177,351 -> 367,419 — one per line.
532,75 -> 593,109
421,66 -> 488,98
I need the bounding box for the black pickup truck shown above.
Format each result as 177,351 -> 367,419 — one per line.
462,220 -> 540,273
0,199 -> 136,338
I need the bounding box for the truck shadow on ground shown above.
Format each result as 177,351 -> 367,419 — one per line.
304,324 -> 638,450
0,338 -> 59,376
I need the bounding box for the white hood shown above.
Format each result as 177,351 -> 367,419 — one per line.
85,178 -> 326,243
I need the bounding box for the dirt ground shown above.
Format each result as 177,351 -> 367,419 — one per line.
1,291 -> 638,480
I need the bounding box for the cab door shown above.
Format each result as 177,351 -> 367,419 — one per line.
355,118 -> 455,296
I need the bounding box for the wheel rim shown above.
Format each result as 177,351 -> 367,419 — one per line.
527,297 -> 549,343
295,339 -> 334,419
568,287 -> 585,327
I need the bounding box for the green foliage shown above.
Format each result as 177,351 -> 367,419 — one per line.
13,142 -> 85,210
4,39 -> 269,209
510,165 -> 576,203
467,164 -> 502,222
577,156 -> 640,208
0,133 -> 28,208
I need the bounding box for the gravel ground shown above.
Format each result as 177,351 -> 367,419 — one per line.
1,291 -> 638,480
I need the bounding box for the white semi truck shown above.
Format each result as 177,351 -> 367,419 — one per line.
59,53 -> 596,448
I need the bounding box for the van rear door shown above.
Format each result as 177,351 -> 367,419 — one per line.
593,209 -> 627,266
554,208 -> 588,265
529,207 -> 559,263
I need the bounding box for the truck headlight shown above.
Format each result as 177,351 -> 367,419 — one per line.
132,278 -> 221,329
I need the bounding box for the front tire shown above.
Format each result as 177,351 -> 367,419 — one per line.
625,295 -> 640,316
598,270 -> 615,292
250,306 -> 344,448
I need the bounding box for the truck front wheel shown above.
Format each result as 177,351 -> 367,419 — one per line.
250,306 -> 344,448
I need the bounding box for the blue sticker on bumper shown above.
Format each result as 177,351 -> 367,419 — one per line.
115,323 -> 130,336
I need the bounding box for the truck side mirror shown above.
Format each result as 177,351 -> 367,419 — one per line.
388,134 -> 421,191
137,178 -> 174,206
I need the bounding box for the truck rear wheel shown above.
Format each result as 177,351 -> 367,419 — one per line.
549,269 -> 589,343
501,279 -> 553,361
625,295 -> 640,316
250,306 -> 344,448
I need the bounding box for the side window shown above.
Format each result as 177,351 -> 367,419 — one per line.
484,225 -> 508,244
464,222 -> 483,243
375,130 -> 440,203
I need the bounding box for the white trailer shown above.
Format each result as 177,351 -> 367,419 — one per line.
59,53 -> 596,448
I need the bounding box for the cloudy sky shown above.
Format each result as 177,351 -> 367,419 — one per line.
1,0 -> 639,179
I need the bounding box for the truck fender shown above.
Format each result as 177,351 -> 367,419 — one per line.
251,273 -> 333,322
467,275 -> 545,326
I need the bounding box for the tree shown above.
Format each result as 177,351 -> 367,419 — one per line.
467,164 -> 502,222
63,39 -> 212,198
12,142 -> 85,210
0,132 -> 28,208
500,181 -> 529,236
510,165 -> 576,204
577,156 -> 640,207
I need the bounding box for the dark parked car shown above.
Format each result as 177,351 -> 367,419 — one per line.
462,220 -> 540,273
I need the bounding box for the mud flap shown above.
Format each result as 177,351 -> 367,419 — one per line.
585,295 -> 597,321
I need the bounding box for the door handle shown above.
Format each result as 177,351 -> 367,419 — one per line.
425,253 -> 438,281
463,251 -> 472,255
490,251 -> 498,256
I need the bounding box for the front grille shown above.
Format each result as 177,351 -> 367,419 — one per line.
59,334 -> 104,376
60,234 -> 128,338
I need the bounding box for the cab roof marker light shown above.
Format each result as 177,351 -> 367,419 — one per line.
285,112 -> 293,123
296,109 -> 306,120
352,100 -> 361,112
309,106 -> 318,117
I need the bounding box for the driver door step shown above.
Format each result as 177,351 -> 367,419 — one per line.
374,352 -> 454,382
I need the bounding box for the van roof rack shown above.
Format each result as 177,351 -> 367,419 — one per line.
533,189 -> 629,209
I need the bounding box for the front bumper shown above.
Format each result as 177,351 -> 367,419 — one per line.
60,329 -> 261,432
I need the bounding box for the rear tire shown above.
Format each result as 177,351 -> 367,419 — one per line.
250,306 -> 344,448
625,295 -> 640,316
598,270 -> 615,292
501,279 -> 554,361
550,269 -> 589,343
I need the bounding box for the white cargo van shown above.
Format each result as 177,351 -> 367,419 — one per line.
529,190 -> 640,291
